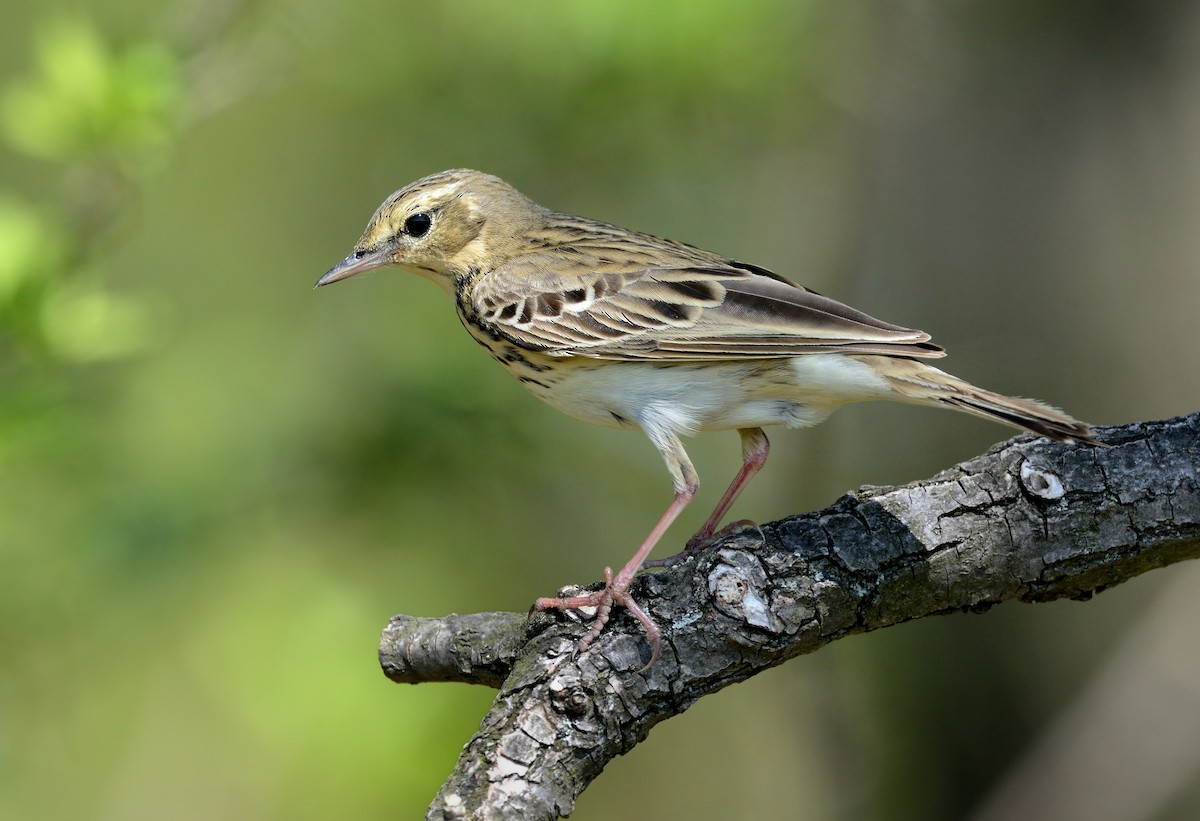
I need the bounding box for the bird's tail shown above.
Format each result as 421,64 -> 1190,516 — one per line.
867,357 -> 1103,446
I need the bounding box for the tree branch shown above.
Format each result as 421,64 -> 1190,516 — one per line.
378,413 -> 1200,820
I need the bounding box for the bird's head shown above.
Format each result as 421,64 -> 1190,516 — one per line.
316,168 -> 539,293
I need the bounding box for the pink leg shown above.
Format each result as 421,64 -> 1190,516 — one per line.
534,483 -> 695,670
692,428 -> 770,542
644,428 -> 770,569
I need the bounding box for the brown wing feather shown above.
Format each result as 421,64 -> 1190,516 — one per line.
469,241 -> 944,361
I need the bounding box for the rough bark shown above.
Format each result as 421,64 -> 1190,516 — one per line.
377,413 -> 1200,821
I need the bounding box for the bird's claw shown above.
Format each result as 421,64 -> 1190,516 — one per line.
534,567 -> 661,671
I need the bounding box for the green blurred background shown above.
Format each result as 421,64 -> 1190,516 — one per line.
2,1 -> 1198,819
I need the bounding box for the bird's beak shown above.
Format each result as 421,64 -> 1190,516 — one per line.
314,249 -> 392,287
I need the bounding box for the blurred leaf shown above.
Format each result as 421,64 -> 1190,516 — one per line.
441,0 -> 815,96
1,16 -> 181,163
0,195 -> 63,303
40,282 -> 162,361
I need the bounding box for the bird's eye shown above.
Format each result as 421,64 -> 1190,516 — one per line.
404,213 -> 432,237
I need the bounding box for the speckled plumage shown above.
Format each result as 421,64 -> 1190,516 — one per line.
318,168 -> 1100,668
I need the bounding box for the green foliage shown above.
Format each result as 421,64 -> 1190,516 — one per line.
0,195 -> 62,301
39,279 -> 161,361
1,17 -> 180,164
0,16 -> 178,376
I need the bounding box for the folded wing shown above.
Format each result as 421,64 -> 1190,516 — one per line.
470,251 -> 944,361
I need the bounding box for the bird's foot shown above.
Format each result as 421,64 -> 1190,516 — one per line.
533,567 -> 661,671
643,518 -> 760,569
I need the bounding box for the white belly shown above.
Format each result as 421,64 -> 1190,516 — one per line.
527,354 -> 894,436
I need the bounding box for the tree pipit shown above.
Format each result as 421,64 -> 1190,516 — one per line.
317,169 -> 1100,669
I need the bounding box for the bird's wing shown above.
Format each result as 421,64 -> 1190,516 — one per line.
469,254 -> 945,360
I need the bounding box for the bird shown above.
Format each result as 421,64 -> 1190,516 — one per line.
316,168 -> 1100,669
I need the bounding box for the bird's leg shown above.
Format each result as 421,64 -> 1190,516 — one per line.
693,427 -> 770,543
534,428 -> 697,669
645,427 -> 770,568
533,483 -> 694,669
